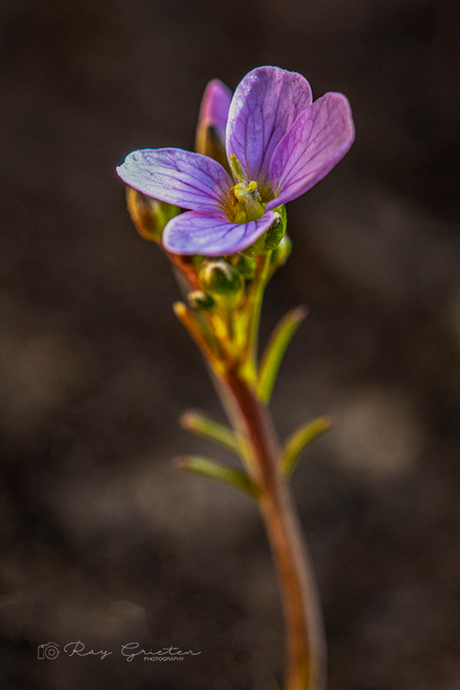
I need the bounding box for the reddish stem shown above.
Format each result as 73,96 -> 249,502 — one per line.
219,367 -> 327,690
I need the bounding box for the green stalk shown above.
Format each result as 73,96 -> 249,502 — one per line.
245,253 -> 271,379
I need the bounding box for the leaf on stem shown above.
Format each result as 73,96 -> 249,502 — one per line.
280,416 -> 332,477
179,409 -> 243,458
257,306 -> 307,404
175,456 -> 259,498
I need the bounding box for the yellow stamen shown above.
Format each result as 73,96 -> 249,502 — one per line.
226,154 -> 266,223
229,180 -> 265,223
233,182 -> 251,204
230,154 -> 245,182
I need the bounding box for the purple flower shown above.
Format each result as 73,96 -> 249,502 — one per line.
117,66 -> 355,256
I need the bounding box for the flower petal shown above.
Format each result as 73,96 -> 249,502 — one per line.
226,66 -> 312,196
196,79 -> 232,148
117,148 -> 233,212
267,92 -> 355,210
162,210 -> 276,256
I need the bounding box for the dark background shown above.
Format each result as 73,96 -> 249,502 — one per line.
1,0 -> 460,688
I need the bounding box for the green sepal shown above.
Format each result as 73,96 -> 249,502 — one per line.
175,456 -> 259,498
257,306 -> 307,404
280,416 -> 332,477
243,205 -> 287,257
179,410 -> 243,458
264,205 -> 287,250
270,233 -> 292,273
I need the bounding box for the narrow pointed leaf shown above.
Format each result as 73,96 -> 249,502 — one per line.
257,306 -> 308,404
179,410 -> 242,457
280,416 -> 332,477
175,456 -> 259,497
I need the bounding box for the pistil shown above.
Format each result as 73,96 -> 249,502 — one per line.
228,153 -> 266,224
231,181 -> 265,222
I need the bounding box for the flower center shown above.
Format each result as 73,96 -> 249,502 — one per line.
227,154 -> 265,224
230,181 -> 265,223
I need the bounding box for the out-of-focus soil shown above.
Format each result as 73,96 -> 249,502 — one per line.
1,0 -> 460,688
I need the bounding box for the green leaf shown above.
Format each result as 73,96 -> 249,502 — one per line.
257,306 -> 307,404
280,416 -> 332,477
175,456 -> 259,497
179,410 -> 243,458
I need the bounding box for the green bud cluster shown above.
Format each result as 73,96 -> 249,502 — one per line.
187,211 -> 290,313
187,257 -> 255,313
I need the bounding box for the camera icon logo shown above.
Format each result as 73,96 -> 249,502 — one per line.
37,643 -> 60,660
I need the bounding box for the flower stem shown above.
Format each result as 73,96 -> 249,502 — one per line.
173,251 -> 326,689
245,253 -> 271,378
217,367 -> 327,690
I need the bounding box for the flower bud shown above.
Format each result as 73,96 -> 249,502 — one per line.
199,259 -> 242,297
187,290 -> 215,312
270,234 -> 292,268
126,187 -> 180,242
195,79 -> 232,171
196,124 -> 229,171
228,253 -> 256,279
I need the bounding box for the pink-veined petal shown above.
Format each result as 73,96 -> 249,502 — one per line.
162,210 -> 276,256
267,92 -> 355,210
117,148 -> 233,212
226,66 -> 312,196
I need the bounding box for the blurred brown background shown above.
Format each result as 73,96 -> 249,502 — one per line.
1,0 -> 460,688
